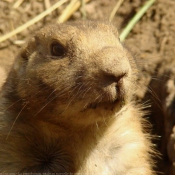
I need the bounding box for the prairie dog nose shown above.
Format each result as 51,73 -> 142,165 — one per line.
101,70 -> 126,87
93,47 -> 131,84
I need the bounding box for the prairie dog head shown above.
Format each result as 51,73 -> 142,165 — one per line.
10,21 -> 137,126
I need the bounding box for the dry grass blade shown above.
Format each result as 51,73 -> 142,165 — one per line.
0,0 -> 68,43
13,0 -> 24,8
44,0 -> 51,9
2,0 -> 13,2
58,0 -> 90,23
109,0 -> 125,22
13,40 -> 25,45
58,0 -> 78,23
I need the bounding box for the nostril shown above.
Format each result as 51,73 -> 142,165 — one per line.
115,73 -> 126,93
115,73 -> 126,84
98,71 -> 127,102
114,73 -> 126,99
101,70 -> 127,87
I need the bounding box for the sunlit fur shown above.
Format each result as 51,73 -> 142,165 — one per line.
0,21 -> 155,174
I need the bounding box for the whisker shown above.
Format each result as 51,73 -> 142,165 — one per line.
6,102 -> 29,140
61,84 -> 86,114
76,82 -> 91,98
46,88 -> 58,100
3,99 -> 22,112
34,85 -> 73,116
151,77 -> 166,84
81,85 -> 93,99
146,88 -> 163,112
147,85 -> 161,103
34,95 -> 58,117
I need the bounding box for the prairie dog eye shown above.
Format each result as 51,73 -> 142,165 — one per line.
50,42 -> 66,57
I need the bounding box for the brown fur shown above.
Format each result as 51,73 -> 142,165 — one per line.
0,21 -> 154,174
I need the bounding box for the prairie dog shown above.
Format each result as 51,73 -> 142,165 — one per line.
0,21 -> 154,174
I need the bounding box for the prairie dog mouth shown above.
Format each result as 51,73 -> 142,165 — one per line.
88,99 -> 119,109
86,92 -> 126,110
83,80 -> 126,110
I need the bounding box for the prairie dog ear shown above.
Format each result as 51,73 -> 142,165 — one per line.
13,36 -> 37,74
20,36 -> 38,60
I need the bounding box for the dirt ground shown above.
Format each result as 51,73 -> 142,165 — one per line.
0,0 -> 175,174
